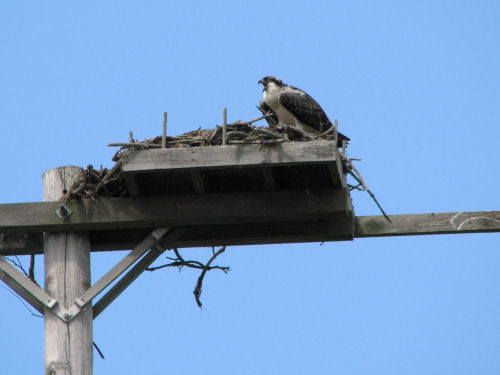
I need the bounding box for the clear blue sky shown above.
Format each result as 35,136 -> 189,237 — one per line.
1,1 -> 499,374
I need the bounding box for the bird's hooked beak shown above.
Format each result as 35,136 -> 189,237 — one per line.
258,79 -> 266,91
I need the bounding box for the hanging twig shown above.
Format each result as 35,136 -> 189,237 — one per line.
93,342 -> 105,359
0,285 -> 44,318
146,246 -> 230,308
193,246 -> 228,308
6,256 -> 29,278
348,183 -> 364,192
340,154 -> 392,222
4,255 -> 38,286
28,255 -> 36,284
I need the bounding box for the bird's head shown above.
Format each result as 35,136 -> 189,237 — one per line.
258,76 -> 284,91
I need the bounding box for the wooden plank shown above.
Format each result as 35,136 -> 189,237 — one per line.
124,174 -> 141,196
0,188 -> 348,234
3,210 -> 500,255
0,233 -> 42,255
85,219 -> 355,249
175,219 -> 355,247
0,218 -> 354,255
0,255 -> 56,315
121,141 -> 338,173
355,211 -> 500,237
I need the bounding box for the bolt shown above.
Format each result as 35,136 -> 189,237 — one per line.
56,203 -> 73,220
58,205 -> 68,218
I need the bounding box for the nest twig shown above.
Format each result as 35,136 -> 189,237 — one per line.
340,154 -> 391,222
107,116 -> 340,159
146,246 -> 229,308
62,162 -> 128,201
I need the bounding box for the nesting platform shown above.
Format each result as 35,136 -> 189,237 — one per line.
0,140 -> 355,255
110,140 -> 354,248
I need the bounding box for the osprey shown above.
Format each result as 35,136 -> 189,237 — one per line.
258,76 -> 349,144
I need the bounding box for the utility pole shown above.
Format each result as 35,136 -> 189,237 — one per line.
0,142 -> 499,375
43,167 -> 93,375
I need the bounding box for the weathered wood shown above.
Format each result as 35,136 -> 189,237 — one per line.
262,167 -> 276,190
0,255 -> 55,315
222,108 -> 227,146
124,174 -> 140,196
0,188 -> 348,234
92,227 -> 186,319
69,228 -> 169,317
0,233 -> 42,255
162,112 -> 167,149
354,211 -> 500,237
0,254 -> 78,322
3,210 -> 500,255
190,170 -> 206,194
43,167 -> 93,375
121,141 -> 339,173
2,210 -> 500,255
175,219 -> 355,246
0,218 -> 354,254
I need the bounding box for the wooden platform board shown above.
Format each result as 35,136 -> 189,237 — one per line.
119,140 -> 354,247
0,141 -> 355,254
121,141 -> 348,196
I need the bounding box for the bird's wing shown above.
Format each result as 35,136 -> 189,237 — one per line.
278,87 -> 333,133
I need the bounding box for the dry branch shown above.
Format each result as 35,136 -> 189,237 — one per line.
340,154 -> 391,222
146,246 -> 230,308
4,255 -> 39,286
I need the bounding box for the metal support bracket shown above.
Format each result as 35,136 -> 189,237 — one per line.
0,227 -> 184,323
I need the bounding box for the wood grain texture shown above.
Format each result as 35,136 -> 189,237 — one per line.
355,211 -> 500,237
4,211 -> 499,255
0,217 -> 354,254
121,141 -> 338,172
0,255 -> 55,314
0,188 -> 349,234
43,167 -> 93,375
2,210 -> 500,255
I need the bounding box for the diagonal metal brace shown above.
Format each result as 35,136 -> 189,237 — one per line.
93,227 -> 186,319
65,227 -> 181,321
0,255 -> 67,320
0,227 -> 183,323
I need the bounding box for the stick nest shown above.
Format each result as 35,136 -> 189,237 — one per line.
109,122 -> 341,161
63,121 -> 344,201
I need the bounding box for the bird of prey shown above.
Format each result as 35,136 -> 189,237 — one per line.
258,76 -> 349,144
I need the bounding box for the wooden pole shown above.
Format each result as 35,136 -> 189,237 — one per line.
222,107 -> 227,145
43,166 -> 93,375
162,112 -> 167,149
